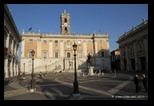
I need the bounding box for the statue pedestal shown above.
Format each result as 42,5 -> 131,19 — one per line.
88,66 -> 94,76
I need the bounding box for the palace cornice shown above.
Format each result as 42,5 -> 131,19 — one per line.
22,34 -> 109,39
4,4 -> 21,42
117,20 -> 148,43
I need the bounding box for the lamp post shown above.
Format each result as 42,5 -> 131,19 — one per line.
63,58 -> 65,70
68,57 -> 70,70
72,43 -> 80,96
30,50 -> 35,91
44,57 -> 47,76
23,63 -> 25,79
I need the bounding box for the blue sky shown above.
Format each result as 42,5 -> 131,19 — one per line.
7,4 -> 148,52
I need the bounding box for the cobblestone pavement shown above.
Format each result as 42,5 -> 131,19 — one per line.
4,71 -> 148,100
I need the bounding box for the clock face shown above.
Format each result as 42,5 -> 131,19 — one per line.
78,41 -> 81,44
64,23 -> 67,26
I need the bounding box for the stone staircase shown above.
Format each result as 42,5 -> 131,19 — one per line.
34,59 -> 63,73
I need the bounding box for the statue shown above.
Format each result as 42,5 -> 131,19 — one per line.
87,53 -> 92,66
87,53 -> 94,75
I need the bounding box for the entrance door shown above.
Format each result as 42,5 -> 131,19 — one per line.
131,59 -> 135,71
140,57 -> 146,71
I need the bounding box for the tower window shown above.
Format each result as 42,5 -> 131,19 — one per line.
65,27 -> 68,33
64,18 -> 67,22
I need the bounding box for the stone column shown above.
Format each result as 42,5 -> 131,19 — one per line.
6,33 -> 11,77
17,62 -> 19,75
14,43 -> 16,57
133,41 -> 138,71
125,45 -> 130,71
143,36 -> 148,71
4,59 -> 8,78
83,41 -> 87,57
60,40 -> 64,58
106,40 -> 110,57
6,33 -> 10,52
4,33 -> 9,78
12,40 -> 15,76
9,60 -> 12,77
37,39 -> 41,58
21,38 -> 25,58
16,44 -> 18,56
14,59 -> 17,76
49,40 -> 52,58
119,47 -> 124,71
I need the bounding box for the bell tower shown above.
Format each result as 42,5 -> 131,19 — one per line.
60,9 -> 70,35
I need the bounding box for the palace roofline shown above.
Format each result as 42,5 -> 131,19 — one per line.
21,31 -> 109,38
117,19 -> 148,42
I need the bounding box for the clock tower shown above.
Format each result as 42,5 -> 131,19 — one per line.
60,9 -> 70,35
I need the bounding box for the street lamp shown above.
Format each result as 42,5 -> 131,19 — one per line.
68,57 -> 70,70
44,57 -> 47,76
63,58 -> 65,70
72,43 -> 80,96
30,50 -> 35,91
23,63 -> 25,79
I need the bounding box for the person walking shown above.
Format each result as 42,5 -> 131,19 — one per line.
142,74 -> 148,92
134,74 -> 141,93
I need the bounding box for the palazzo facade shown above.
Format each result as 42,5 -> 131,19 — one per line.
117,19 -> 148,72
4,4 -> 22,78
21,10 -> 111,74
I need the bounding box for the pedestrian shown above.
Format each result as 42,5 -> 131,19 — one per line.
142,74 -> 148,92
39,72 -> 42,78
114,69 -> 116,75
134,74 -> 141,93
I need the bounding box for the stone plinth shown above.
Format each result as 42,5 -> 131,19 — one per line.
88,66 -> 94,76
29,88 -> 37,92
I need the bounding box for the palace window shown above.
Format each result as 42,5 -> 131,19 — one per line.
67,52 -> 71,58
78,45 -> 82,50
43,51 -> 47,58
129,45 -> 134,55
78,52 -> 82,58
100,40 -> 104,43
55,40 -> 58,44
122,48 -> 125,56
28,50 -> 32,58
43,40 -> 47,44
89,52 -> 92,56
55,52 -> 58,58
88,40 -> 92,44
29,39 -> 33,43
101,51 -> 104,57
138,42 -> 143,52
67,40 -> 70,44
